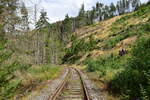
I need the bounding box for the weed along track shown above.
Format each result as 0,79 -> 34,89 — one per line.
49,68 -> 90,100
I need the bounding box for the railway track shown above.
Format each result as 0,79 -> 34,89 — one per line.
49,68 -> 90,100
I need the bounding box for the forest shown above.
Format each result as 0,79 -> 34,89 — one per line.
0,0 -> 150,99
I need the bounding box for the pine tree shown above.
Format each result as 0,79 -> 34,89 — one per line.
2,0 -> 20,37
110,3 -> 116,17
0,0 -> 24,99
20,2 -> 29,32
126,0 -> 130,12
36,9 -> 49,29
77,4 -> 87,27
117,0 -> 129,15
116,1 -> 121,15
79,4 -> 85,18
96,2 -> 104,21
35,9 -> 49,64
148,0 -> 150,4
103,5 -> 110,19
132,0 -> 141,11
61,14 -> 73,43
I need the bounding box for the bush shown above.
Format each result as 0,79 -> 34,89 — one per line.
0,62 -> 30,99
63,35 -> 98,63
104,34 -> 129,49
85,54 -> 129,79
110,36 -> 150,99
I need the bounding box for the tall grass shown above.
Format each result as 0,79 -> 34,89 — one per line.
0,64 -> 62,99
85,54 -> 129,81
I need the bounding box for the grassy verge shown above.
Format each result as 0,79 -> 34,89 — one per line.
0,64 -> 63,100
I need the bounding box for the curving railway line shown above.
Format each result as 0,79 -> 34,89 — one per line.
49,68 -> 90,100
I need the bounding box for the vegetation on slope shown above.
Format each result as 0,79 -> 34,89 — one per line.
110,35 -> 150,100
64,3 -> 150,100
62,35 -> 99,63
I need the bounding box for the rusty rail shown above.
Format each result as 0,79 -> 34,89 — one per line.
49,67 -> 91,100
48,68 -> 71,100
74,68 -> 91,100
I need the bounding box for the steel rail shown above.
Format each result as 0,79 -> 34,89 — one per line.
74,68 -> 91,100
49,67 -> 91,100
48,68 -> 71,100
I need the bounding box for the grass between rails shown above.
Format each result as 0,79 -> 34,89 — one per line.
0,64 -> 63,100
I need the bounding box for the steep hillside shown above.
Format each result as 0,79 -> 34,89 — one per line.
65,4 -> 150,63
64,3 -> 150,100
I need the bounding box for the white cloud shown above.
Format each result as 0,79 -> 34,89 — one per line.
25,0 -> 149,23
39,0 -> 98,22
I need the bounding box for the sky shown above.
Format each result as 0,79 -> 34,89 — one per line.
25,0 -> 148,23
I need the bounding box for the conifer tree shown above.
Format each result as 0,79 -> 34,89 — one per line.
20,2 -> 29,32
62,14 -> 73,42
132,0 -> 141,11
2,0 -> 19,37
103,5 -> 110,19
36,9 -> 49,29
77,4 -> 86,27
90,11 -> 95,24
91,6 -> 97,22
96,2 -> 104,21
110,3 -> 116,17
116,1 -> 121,15
35,9 -> 49,64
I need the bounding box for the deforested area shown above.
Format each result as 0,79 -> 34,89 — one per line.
0,0 -> 150,100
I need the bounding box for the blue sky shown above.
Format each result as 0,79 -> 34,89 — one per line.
25,0 -> 148,23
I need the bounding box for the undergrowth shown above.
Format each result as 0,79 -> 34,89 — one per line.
110,35 -> 150,100
104,19 -> 150,49
63,35 -> 99,63
103,3 -> 150,49
84,3 -> 150,100
0,64 -> 62,99
85,54 -> 129,81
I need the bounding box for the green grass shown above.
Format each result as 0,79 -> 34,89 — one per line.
85,35 -> 150,100
0,61 -> 30,99
60,3 -> 150,100
113,3 -> 150,26
28,64 -> 62,81
85,53 -> 130,81
104,20 -> 150,49
0,64 -> 63,100
114,4 -> 150,28
110,35 -> 150,99
83,3 -> 150,100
